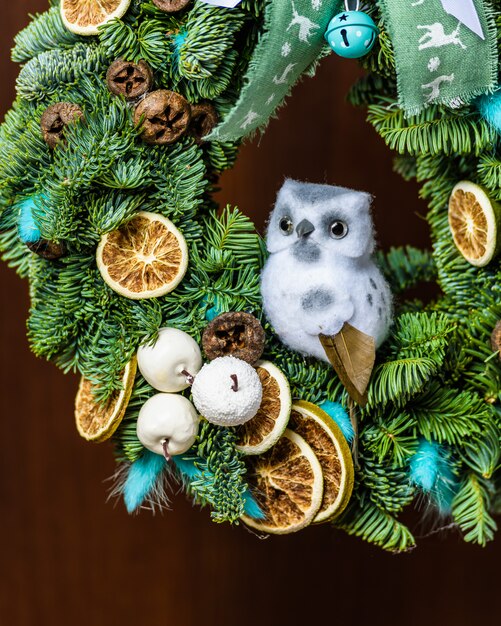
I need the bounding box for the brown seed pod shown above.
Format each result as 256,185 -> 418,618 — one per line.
26,240 -> 66,260
40,102 -> 84,149
202,312 -> 266,364
106,59 -> 153,99
190,102 -> 218,143
134,90 -> 191,145
152,0 -> 191,12
490,320 -> 501,357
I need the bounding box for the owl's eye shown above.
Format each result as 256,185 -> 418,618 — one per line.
279,216 -> 294,235
329,220 -> 348,239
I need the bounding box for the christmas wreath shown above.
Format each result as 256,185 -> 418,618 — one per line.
1,0 -> 500,552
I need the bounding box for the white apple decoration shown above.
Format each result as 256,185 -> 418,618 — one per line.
191,356 -> 263,426
137,327 -> 202,392
137,393 -> 200,457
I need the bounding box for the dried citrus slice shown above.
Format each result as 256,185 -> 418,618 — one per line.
241,429 -> 323,534
235,360 -> 291,455
61,0 -> 131,36
96,211 -> 188,300
75,357 -> 137,442
448,181 -> 501,267
289,401 -> 354,523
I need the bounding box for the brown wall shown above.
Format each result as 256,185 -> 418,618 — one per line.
0,3 -> 498,626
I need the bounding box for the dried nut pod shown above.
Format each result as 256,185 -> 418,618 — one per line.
26,240 -> 66,260
40,102 -> 84,149
106,59 -> 153,99
134,90 -> 191,145
202,311 -> 266,364
491,320 -> 501,357
190,102 -> 218,143
152,0 -> 191,12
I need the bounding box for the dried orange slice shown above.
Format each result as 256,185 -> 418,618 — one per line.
236,360 -> 291,455
241,429 -> 323,534
61,0 -> 131,36
448,181 -> 501,267
289,401 -> 354,523
96,211 -> 188,300
75,357 -> 137,442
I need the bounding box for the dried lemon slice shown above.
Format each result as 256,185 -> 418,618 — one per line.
75,357 -> 137,442
241,429 -> 323,534
96,211 -> 188,300
61,0 -> 131,36
236,360 -> 291,455
448,181 -> 501,267
289,401 -> 354,523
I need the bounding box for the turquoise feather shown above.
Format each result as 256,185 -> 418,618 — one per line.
476,89 -> 501,133
17,196 -> 43,244
410,439 -> 457,514
410,439 -> 440,491
124,451 -> 166,513
319,400 -> 355,443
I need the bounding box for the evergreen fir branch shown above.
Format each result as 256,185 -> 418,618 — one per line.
98,18 -> 142,63
174,4 -> 245,82
460,421 -> 501,479
204,141 -> 239,173
361,411 -> 418,468
366,356 -> 440,409
12,6 -> 83,63
452,473 -> 497,546
360,451 -> 416,513
95,155 -> 152,190
16,44 -> 107,102
0,106 -> 52,196
148,142 -> 208,218
392,155 -> 417,182
367,100 -> 496,157
360,22 -> 396,80
391,312 -> 454,359
410,384 -> 491,445
115,376 -> 154,463
203,206 -> 264,267
477,152 -> 501,193
337,498 -> 415,553
267,339 -> 332,405
377,246 -> 436,294
136,19 -> 172,67
190,421 -> 247,523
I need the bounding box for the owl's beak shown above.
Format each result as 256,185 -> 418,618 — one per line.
296,219 -> 315,238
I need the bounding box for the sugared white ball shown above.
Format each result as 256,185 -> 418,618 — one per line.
191,356 -> 263,427
137,327 -> 202,393
137,393 -> 200,456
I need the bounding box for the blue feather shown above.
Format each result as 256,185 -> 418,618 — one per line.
124,451 -> 166,513
410,439 -> 440,492
243,488 -> 265,520
319,400 -> 355,443
17,197 -> 43,244
172,455 -> 265,520
410,439 -> 457,515
172,455 -> 202,480
172,30 -> 188,63
476,89 -> 501,133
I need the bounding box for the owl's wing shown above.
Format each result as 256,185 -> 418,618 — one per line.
319,323 -> 376,406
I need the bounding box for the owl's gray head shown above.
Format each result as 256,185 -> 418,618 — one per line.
266,179 -> 375,262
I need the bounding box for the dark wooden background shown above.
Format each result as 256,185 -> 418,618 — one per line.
0,3 -> 498,625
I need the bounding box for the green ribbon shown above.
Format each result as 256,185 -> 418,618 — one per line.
379,0 -> 498,116
208,0 -> 341,142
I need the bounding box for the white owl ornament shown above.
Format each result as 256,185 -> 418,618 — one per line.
261,180 -> 392,406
